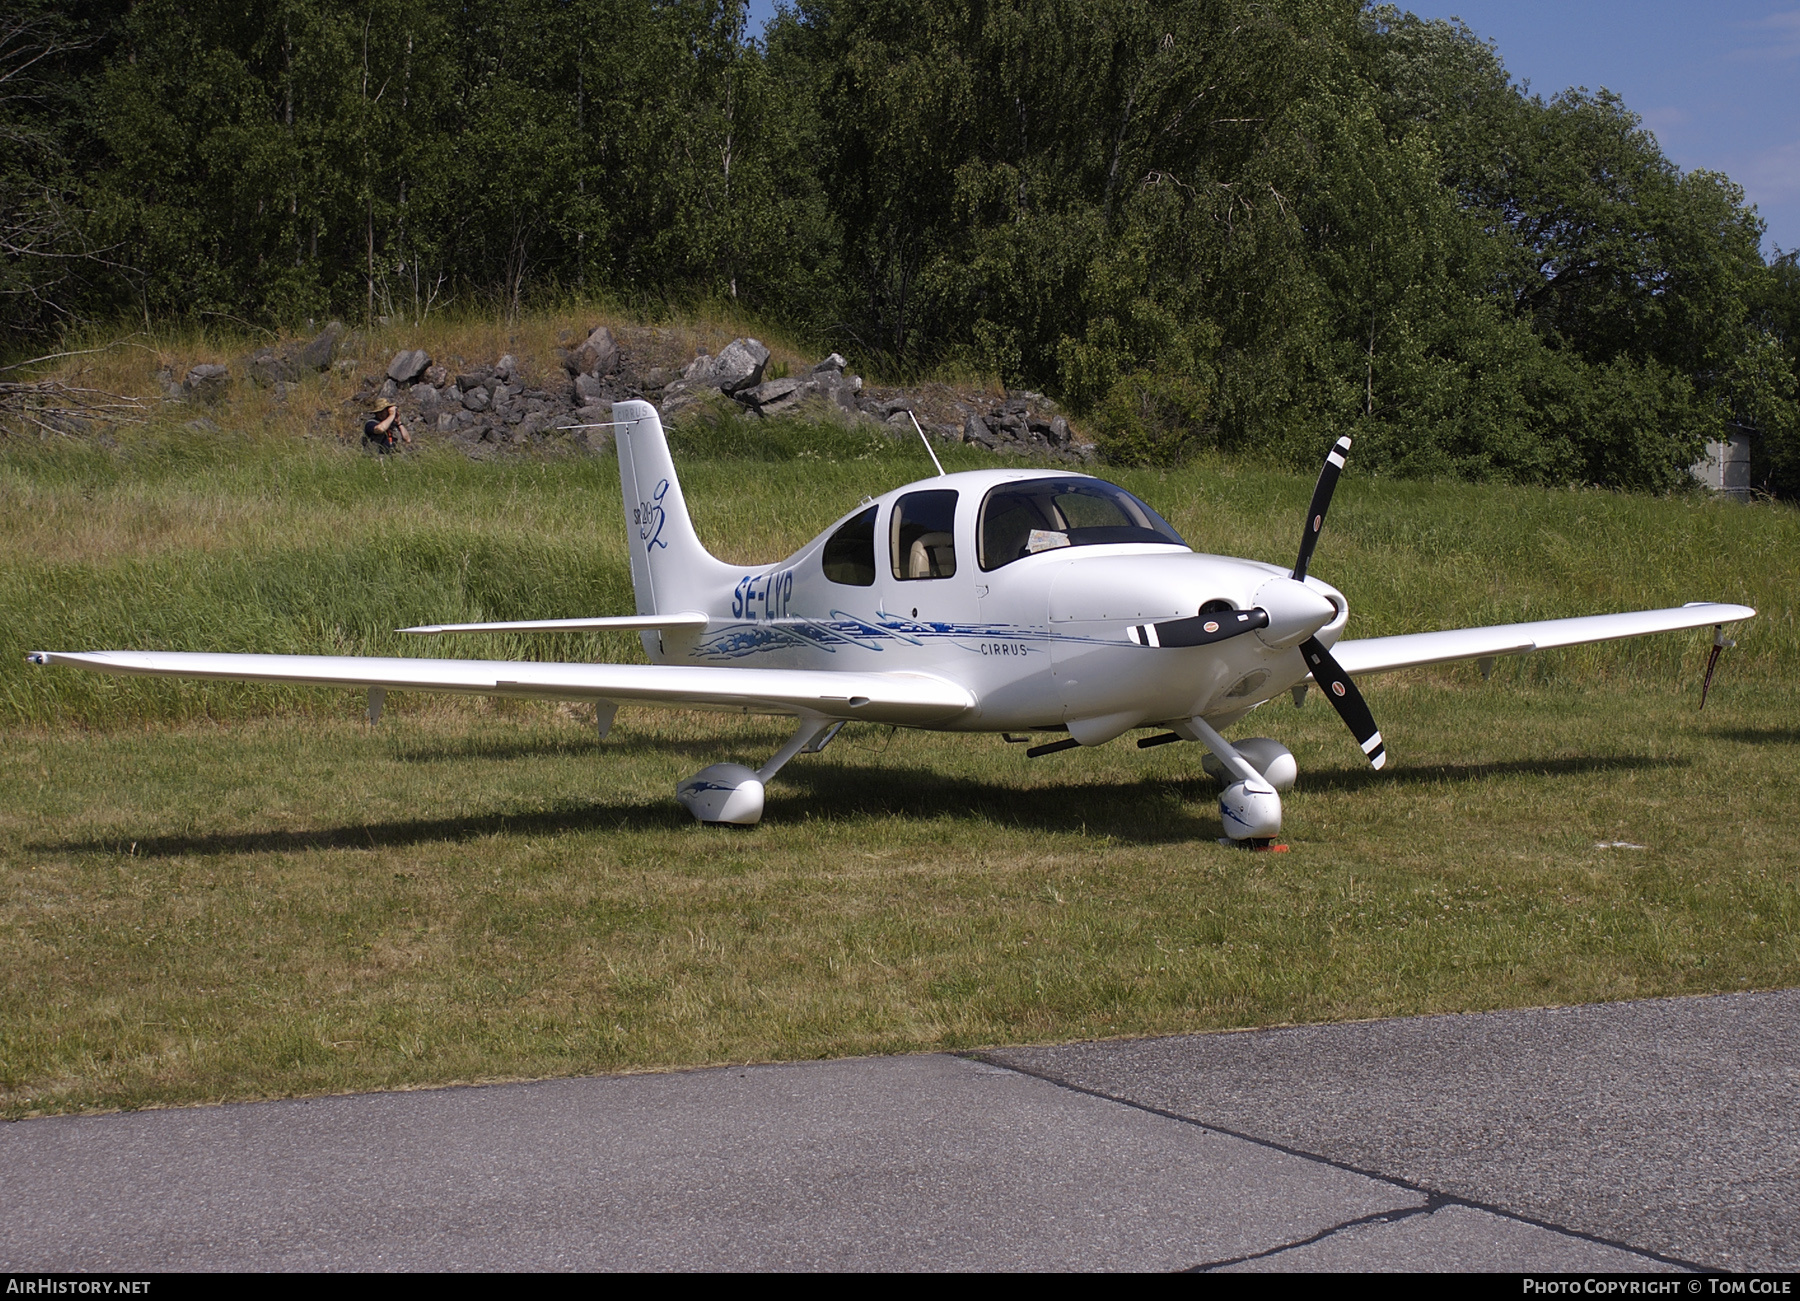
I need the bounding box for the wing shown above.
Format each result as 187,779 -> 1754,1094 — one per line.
24,651 -> 974,726
398,612 -> 709,635
1328,602 -> 1756,678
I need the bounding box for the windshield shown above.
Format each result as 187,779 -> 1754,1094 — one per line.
978,478 -> 1187,571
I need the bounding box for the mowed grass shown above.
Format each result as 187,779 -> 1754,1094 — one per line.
2,424 -> 1798,1116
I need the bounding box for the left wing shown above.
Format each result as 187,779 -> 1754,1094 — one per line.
1329,602 -> 1755,678
24,651 -> 974,726
398,612 -> 709,635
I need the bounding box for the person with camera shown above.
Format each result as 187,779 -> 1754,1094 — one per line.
362,403 -> 412,453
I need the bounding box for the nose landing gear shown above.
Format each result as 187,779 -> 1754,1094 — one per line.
1180,716 -> 1296,850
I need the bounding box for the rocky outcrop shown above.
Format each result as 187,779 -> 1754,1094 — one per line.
630,339 -> 1093,463
386,349 -> 432,385
182,364 -> 232,404
325,327 -> 1093,462
296,322 -> 344,372
560,326 -> 618,378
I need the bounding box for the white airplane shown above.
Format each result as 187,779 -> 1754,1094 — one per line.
29,399 -> 1754,844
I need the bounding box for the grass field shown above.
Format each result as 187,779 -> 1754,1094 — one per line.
3,419 -> 1798,1117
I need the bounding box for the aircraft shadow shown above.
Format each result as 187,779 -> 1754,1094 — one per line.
1298,752 -> 1687,793
36,800 -> 695,860
770,765 -> 1220,844
33,752 -> 1689,861
1698,726 -> 1800,746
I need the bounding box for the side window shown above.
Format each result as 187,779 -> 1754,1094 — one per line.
821,505 -> 877,586
890,489 -> 959,580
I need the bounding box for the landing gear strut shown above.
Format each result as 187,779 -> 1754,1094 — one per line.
1180,716 -> 1290,848
676,717 -> 839,825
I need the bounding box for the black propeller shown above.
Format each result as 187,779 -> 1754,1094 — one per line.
1293,434 -> 1352,583
1122,431 -> 1388,772
1299,635 -> 1386,769
1127,607 -> 1269,648
1287,434 -> 1386,770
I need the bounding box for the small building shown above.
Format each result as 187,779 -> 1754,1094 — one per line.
1690,426 -> 1753,501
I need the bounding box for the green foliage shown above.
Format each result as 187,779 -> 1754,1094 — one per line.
8,0 -> 1800,495
1093,370 -> 1213,467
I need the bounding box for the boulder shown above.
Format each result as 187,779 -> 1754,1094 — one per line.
574,373 -> 608,403
378,378 -> 400,401
462,387 -> 491,413
423,364 -> 450,387
386,349 -> 431,384
297,321 -> 344,372
568,326 -> 618,377
711,337 -> 770,393
183,363 -> 231,404
495,353 -> 518,381
739,377 -> 803,409
244,349 -> 301,388
812,353 -> 848,374
683,337 -> 769,394
963,412 -> 998,449
457,369 -> 492,392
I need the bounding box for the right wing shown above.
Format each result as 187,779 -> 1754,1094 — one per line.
25,650 -> 974,726
1328,602 -> 1755,678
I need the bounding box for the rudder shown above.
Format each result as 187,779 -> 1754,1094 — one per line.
612,400 -> 734,629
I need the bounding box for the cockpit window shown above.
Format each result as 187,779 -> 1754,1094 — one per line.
890,489 -> 959,580
822,505 -> 877,586
978,478 -> 1187,571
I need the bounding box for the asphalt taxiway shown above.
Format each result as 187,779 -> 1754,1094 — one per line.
3,990 -> 1794,1271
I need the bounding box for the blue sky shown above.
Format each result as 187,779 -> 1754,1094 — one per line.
741,1 -> 1800,258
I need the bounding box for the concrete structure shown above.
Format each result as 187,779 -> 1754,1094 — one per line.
1691,426 -> 1753,501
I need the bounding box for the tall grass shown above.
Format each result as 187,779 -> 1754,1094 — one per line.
4,412 -> 1798,1115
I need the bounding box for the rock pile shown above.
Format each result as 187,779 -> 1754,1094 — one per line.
645,337 -> 1092,463
157,321 -> 345,403
347,325 -> 628,451
155,323 -> 1094,463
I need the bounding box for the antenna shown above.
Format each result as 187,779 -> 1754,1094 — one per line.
907,410 -> 947,478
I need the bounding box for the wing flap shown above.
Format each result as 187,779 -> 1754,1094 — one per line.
399,612 -> 709,635
1328,602 -> 1755,678
25,651 -> 974,725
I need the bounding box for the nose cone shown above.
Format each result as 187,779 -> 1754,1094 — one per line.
1252,576 -> 1338,649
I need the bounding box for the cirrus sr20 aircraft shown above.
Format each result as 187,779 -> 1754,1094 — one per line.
29,399 -> 1755,845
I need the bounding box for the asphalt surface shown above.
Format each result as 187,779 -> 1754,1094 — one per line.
1,990 -> 1793,1271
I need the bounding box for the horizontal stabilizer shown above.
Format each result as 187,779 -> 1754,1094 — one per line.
26,650 -> 973,726
399,612 -> 709,635
1329,602 -> 1756,678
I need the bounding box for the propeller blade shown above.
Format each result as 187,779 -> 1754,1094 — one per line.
1293,435 -> 1352,583
1127,607 -> 1270,648
1298,635 -> 1386,770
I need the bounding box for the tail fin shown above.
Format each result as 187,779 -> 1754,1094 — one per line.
612,400 -> 735,625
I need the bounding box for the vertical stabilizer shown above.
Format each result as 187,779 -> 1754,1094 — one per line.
612,401 -> 734,643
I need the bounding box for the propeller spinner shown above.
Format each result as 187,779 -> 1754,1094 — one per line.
1126,431 -> 1386,773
